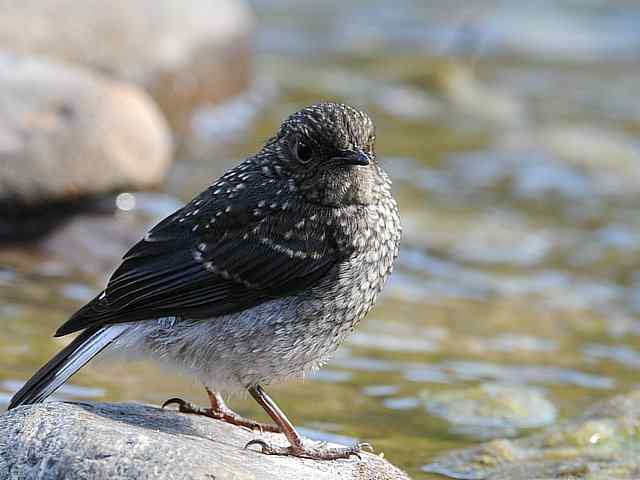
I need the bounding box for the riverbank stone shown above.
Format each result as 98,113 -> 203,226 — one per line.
0,401 -> 411,480
424,390 -> 640,479
0,53 -> 173,242
0,0 -> 255,135
421,383 -> 557,439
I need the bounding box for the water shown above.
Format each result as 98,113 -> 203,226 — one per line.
2,1 -> 640,478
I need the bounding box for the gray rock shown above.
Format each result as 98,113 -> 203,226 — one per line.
0,0 -> 254,135
0,53 -> 173,204
0,402 -> 411,480
421,383 -> 557,440
424,390 -> 640,480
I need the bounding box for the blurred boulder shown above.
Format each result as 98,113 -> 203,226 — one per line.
0,0 -> 255,136
424,390 -> 640,480
0,53 -> 173,242
421,383 -> 557,440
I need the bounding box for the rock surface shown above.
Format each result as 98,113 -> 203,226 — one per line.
0,53 -> 172,204
421,383 -> 557,440
0,53 -> 173,242
0,402 -> 411,480
424,390 -> 640,479
0,0 -> 254,134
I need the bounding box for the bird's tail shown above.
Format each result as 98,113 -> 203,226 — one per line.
8,325 -> 128,410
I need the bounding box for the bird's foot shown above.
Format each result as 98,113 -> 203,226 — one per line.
162,397 -> 280,433
245,439 -> 372,460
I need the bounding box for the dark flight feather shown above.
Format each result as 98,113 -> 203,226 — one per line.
56,167 -> 341,337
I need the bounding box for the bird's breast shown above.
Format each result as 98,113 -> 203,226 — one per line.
307,197 -> 401,334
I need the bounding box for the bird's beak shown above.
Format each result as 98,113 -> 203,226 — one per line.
336,148 -> 370,166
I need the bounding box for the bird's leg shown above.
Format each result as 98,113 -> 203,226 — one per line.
245,385 -> 370,460
162,387 -> 280,433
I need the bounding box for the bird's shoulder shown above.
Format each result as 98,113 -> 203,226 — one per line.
136,159 -> 277,245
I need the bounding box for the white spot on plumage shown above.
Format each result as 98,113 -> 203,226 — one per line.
256,237 -> 325,260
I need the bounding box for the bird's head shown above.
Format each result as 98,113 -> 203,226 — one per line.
263,102 -> 385,207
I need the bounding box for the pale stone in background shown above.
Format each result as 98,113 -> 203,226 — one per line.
0,53 -> 173,204
0,0 -> 255,135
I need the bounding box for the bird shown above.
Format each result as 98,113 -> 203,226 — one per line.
9,102 -> 402,460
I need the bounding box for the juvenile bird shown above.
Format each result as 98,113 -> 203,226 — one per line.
9,102 -> 402,460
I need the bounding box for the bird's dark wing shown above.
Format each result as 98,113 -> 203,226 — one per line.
56,177 -> 340,337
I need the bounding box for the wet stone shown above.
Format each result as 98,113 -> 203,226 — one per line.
423,390 -> 640,480
421,383 -> 557,440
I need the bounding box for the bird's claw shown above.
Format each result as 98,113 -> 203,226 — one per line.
162,397 -> 186,409
163,397 -> 280,432
245,439 -> 271,452
358,442 -> 374,452
244,439 -> 370,460
161,397 -> 205,414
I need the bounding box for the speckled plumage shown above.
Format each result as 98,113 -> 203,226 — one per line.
10,102 -> 401,408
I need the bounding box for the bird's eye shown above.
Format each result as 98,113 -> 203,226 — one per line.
294,141 -> 313,164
